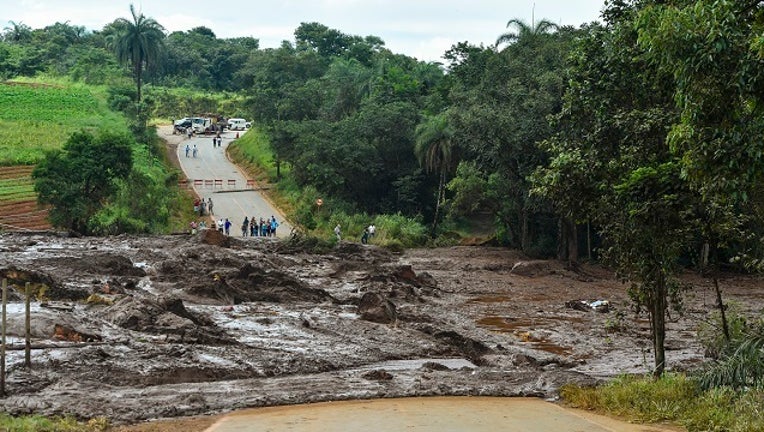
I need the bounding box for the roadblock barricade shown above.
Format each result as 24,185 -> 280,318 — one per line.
178,179 -> 189,188
214,179 -> 223,188
193,179 -> 203,187
227,179 -> 236,188
204,180 -> 213,188
246,180 -> 255,189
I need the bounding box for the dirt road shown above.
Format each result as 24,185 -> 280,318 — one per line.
205,397 -> 677,432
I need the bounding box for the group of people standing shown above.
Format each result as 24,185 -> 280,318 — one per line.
184,144 -> 198,158
334,223 -> 376,244
193,197 -> 213,217
212,135 -> 223,148
241,216 -> 279,237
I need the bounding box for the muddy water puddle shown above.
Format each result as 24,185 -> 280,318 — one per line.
477,316 -> 580,355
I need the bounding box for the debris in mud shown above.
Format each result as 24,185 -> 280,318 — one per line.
362,369 -> 394,381
102,295 -> 234,345
200,229 -> 231,248
358,292 -> 397,324
418,327 -> 492,365
53,323 -> 101,342
421,362 -> 451,371
0,266 -> 59,300
509,260 -> 551,277
565,299 -> 610,313
185,262 -> 335,305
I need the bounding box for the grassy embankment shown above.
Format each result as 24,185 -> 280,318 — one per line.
0,77 -> 196,232
0,414 -> 109,432
562,374 -> 764,432
228,126 -> 429,248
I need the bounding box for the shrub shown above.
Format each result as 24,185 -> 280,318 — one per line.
561,374 -> 764,432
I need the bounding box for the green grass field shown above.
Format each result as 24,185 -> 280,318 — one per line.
0,79 -> 127,165
0,78 -> 129,230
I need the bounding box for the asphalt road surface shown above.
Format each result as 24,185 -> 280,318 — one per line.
203,397 -> 677,432
177,131 -> 292,238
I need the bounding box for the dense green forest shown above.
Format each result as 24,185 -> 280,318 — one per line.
2,0 -> 764,386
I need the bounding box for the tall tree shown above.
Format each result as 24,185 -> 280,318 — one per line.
2,20 -> 32,43
533,11 -> 688,376
108,4 -> 165,101
496,18 -> 559,47
415,113 -> 456,230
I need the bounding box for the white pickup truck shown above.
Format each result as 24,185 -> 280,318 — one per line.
227,118 -> 251,131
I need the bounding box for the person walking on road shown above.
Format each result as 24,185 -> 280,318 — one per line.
208,198 -> 214,215
192,144 -> 198,158
224,218 -> 232,236
185,144 -> 190,158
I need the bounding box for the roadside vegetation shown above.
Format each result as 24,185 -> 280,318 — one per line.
229,127 -> 430,248
0,414 -> 108,432
562,375 -> 764,432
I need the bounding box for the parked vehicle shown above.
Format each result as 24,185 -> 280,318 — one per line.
191,117 -> 213,134
173,117 -> 192,134
227,118 -> 249,131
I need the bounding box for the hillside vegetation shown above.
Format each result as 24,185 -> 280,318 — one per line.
0,79 -> 127,165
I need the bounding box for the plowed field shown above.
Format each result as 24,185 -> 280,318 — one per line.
0,165 -> 50,231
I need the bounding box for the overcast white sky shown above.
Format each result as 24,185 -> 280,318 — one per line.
3,0 -> 605,62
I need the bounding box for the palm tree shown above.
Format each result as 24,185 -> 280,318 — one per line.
108,4 -> 165,101
496,18 -> 559,47
415,113 -> 456,231
3,20 -> 32,43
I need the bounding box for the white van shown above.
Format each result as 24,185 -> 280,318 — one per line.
227,118 -> 249,131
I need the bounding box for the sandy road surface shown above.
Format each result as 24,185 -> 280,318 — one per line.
205,397 -> 677,432
168,127 -> 291,238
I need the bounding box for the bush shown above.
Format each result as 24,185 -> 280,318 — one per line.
697,302 -> 752,359
561,374 -> 764,432
0,414 -> 109,431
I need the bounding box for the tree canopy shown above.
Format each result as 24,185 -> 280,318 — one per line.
107,4 -> 165,101
32,131 -> 134,235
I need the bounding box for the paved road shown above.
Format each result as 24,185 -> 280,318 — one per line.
176,131 -> 292,238
203,397 -> 676,432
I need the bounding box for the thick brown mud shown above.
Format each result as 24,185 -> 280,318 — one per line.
0,232 -> 760,426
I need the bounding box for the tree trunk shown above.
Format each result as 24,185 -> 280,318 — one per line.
520,210 -> 530,253
557,217 -> 565,261
713,276 -> 730,343
431,167 -> 445,234
566,219 -> 578,268
135,63 -> 143,102
651,275 -> 667,377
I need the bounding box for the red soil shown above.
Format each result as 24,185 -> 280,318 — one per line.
0,166 -> 51,231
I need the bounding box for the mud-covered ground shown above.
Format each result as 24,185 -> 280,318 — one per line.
0,231 -> 760,427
